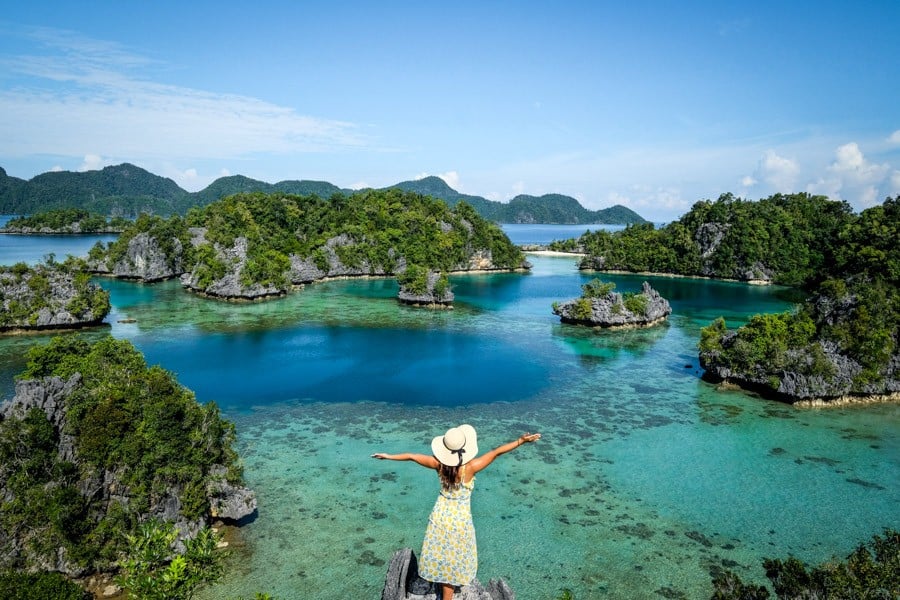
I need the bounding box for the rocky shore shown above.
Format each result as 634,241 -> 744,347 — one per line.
91,228 -> 529,301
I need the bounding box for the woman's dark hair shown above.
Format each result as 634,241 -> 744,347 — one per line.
438,463 -> 461,490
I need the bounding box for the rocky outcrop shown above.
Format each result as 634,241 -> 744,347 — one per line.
381,548 -> 515,600
700,282 -> 899,404
398,270 -> 454,308
89,231 -> 185,282
0,376 -> 256,574
181,236 -> 284,299
0,264 -> 109,331
553,281 -> 671,328
701,336 -> 899,404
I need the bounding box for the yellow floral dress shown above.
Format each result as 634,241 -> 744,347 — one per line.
418,470 -> 477,586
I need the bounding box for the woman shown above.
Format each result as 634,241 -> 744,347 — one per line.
372,424 -> 541,600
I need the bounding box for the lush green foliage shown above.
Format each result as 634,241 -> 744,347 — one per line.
699,197 -> 899,393
622,292 -> 648,316
398,264 -> 430,295
3,208 -> 129,232
0,570 -> 90,600
581,278 -> 616,298
1,336 -> 241,570
562,193 -> 855,286
711,529 -> 898,599
117,520 -> 224,600
177,189 -> 522,290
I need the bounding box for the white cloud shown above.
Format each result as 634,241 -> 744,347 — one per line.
829,142 -> 888,183
219,168 -> 231,177
437,171 -> 460,189
807,142 -> 892,209
348,180 -> 370,190
740,175 -> 757,188
511,181 -> 526,197
413,172 -> 429,181
755,150 -> 799,192
50,165 -> 63,172
79,154 -> 111,171
891,171 -> 900,195
888,130 -> 900,144
0,26 -> 366,165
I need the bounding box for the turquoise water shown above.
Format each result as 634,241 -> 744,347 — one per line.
0,238 -> 897,599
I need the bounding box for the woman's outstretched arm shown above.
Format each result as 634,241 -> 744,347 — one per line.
468,432 -> 541,475
371,452 -> 439,469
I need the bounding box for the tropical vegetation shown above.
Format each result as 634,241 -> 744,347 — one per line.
556,192 -> 855,285
0,336 -> 243,573
711,528 -> 898,599
89,188 -> 526,296
2,208 -> 129,232
699,197 -> 899,399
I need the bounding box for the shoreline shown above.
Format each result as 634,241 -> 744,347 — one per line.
523,249 -> 586,257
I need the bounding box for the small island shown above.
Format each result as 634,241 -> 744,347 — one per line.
0,261 -> 110,332
552,278 -> 671,329
397,266 -> 454,308
0,208 -> 128,234
85,189 -> 530,301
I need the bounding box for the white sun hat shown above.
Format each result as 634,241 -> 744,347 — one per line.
431,424 -> 478,466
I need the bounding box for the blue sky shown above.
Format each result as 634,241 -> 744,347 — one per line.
1,1 -> 898,221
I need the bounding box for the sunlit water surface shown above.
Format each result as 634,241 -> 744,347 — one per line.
0,231 -> 896,600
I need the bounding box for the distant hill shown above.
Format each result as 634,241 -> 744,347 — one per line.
0,164 -> 648,224
390,176 -> 646,224
0,164 -> 190,216
190,175 -> 347,206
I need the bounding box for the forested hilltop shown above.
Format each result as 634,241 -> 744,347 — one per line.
0,164 -> 647,224
557,192 -> 898,404
390,176 -> 647,224
85,188 -> 529,300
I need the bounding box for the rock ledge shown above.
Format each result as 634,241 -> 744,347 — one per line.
381,548 -> 515,600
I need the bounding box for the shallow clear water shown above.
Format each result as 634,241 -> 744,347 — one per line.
0,240 -> 896,599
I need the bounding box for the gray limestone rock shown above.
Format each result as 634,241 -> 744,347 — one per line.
553,281 -> 671,328
381,548 -> 515,600
0,266 -> 109,330
110,232 -> 185,281
206,466 -> 258,521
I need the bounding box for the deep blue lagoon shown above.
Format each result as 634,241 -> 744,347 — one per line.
0,231 -> 896,599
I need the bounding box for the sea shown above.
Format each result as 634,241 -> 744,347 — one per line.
0,223 -> 896,599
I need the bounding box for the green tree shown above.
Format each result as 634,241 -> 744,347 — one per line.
116,520 -> 224,600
